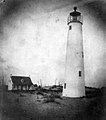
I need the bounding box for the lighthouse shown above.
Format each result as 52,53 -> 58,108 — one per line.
63,7 -> 85,97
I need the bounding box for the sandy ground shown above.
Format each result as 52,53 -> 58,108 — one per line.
0,87 -> 105,120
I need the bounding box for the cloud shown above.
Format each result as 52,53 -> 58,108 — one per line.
81,0 -> 106,23
0,55 -> 5,63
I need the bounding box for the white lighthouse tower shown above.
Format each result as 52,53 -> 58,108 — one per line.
63,7 -> 85,97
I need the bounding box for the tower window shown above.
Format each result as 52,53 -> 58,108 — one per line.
82,52 -> 84,58
64,83 -> 66,89
69,26 -> 72,30
79,71 -> 81,77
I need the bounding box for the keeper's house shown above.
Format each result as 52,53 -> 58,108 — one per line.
11,75 -> 33,90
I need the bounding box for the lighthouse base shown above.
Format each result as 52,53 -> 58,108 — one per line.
63,87 -> 85,98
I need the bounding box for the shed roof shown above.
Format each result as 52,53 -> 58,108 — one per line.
11,76 -> 33,86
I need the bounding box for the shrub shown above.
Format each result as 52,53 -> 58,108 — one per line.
44,93 -> 55,103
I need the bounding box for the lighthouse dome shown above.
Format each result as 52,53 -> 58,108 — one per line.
70,7 -> 81,16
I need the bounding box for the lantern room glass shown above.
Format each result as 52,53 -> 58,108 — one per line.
67,15 -> 83,25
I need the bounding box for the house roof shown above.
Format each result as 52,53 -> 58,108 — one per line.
11,76 -> 33,86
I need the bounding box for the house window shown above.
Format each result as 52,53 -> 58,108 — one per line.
21,79 -> 24,83
69,26 -> 72,30
79,71 -> 81,77
13,84 -> 15,88
64,83 -> 66,89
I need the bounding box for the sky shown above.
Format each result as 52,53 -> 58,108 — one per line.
0,0 -> 105,88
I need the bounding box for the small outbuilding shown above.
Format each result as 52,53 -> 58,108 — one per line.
11,75 -> 33,90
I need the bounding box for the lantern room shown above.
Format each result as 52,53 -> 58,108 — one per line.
67,7 -> 83,25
